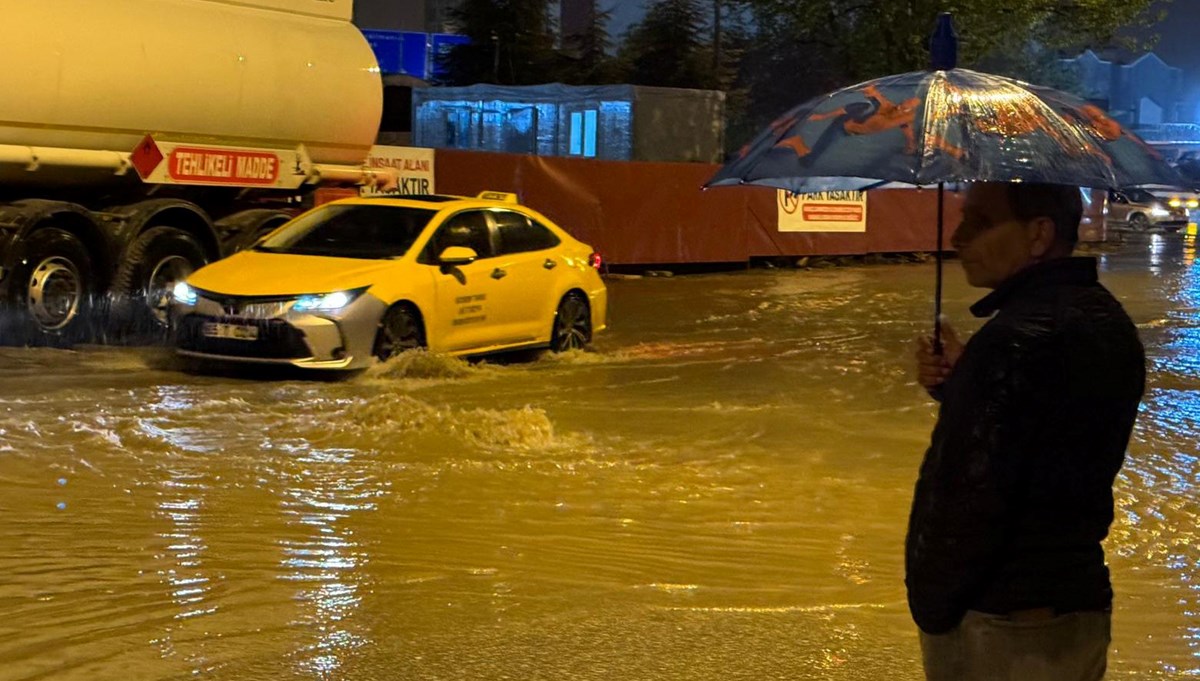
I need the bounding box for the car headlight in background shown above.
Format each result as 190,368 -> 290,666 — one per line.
1170,198 -> 1183,207
1188,199 -> 1199,209
173,282 -> 197,305
293,287 -> 367,312
1151,205 -> 1171,217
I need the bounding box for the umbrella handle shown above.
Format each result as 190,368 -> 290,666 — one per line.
934,182 -> 945,355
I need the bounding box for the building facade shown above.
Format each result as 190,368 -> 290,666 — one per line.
1064,50 -> 1184,127
413,83 -> 727,163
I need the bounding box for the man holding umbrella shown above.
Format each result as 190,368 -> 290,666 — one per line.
910,181 -> 1145,679
706,14 -> 1166,679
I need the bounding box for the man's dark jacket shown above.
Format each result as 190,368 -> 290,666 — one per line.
906,257 -> 1145,635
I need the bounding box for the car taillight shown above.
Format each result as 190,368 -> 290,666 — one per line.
589,252 -> 603,270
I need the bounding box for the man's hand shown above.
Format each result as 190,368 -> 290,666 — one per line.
916,321 -> 963,393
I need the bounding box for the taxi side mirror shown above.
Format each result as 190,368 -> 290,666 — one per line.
438,246 -> 478,266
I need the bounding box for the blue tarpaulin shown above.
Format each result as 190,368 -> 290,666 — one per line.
360,30 -> 468,80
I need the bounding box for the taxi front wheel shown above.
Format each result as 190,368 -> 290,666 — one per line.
373,304 -> 425,361
551,293 -> 591,352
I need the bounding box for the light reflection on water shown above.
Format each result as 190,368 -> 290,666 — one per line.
1126,233 -> 1200,669
152,475 -> 217,672
0,235 -> 1198,678
277,448 -> 375,679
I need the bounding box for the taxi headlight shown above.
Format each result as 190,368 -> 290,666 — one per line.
172,282 -> 197,305
293,287 -> 367,312
1150,206 -> 1170,217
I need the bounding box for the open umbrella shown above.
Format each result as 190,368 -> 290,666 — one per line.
705,13 -> 1181,350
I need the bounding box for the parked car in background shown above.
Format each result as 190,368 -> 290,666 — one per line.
1107,188 -> 1190,231
170,192 -> 608,370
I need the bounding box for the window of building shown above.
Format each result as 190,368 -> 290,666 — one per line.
569,109 -> 598,158
443,108 -> 472,148
480,109 -> 505,151
506,106 -> 537,154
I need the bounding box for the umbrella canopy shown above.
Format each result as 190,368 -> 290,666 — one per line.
706,68 -> 1180,193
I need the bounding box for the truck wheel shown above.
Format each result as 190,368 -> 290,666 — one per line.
6,227 -> 94,344
112,226 -> 208,332
216,209 -> 292,254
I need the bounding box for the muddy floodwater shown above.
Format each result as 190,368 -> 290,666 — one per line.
2,234 -> 1199,680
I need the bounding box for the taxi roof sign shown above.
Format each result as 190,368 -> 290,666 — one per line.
477,191 -> 519,204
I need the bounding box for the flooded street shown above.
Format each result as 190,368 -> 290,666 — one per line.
2,233 -> 1200,680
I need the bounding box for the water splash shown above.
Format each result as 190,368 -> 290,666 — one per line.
367,349 -> 480,380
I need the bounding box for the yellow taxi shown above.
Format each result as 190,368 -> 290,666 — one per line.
170,192 -> 607,369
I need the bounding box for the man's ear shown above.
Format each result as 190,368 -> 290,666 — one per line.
1027,217 -> 1057,258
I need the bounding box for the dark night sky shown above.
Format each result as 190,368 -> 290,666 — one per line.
354,0 -> 1200,115
369,0 -> 1199,69
1138,0 -> 1200,72
603,0 -> 644,37
1127,0 -> 1200,119
608,0 -> 1200,66
600,0 -> 1200,119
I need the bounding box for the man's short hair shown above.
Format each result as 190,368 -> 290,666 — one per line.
1005,183 -> 1083,245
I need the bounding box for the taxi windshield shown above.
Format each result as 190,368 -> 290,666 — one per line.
255,204 -> 436,259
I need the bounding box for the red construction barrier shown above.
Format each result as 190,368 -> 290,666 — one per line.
431,150 -> 1101,265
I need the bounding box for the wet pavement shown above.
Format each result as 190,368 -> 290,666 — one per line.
1,232 -> 1199,679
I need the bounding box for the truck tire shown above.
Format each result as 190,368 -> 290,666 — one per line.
5,227 -> 95,345
111,226 -> 208,334
216,209 -> 292,254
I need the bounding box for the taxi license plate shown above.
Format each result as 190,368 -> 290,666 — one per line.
202,322 -> 259,341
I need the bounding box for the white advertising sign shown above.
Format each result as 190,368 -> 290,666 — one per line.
777,189 -> 868,233
362,146 -> 436,197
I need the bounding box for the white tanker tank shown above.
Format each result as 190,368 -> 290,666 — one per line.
0,0 -> 385,186
0,0 -> 395,343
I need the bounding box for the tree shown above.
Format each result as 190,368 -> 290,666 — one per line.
739,0 -> 1161,84
436,0 -> 558,85
725,0 -> 1162,153
620,0 -> 718,89
559,5 -> 623,84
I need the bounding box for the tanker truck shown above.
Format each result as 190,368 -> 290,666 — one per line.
0,0 -> 395,344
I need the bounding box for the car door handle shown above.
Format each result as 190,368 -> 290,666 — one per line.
543,258 -> 557,270
491,268 -> 507,279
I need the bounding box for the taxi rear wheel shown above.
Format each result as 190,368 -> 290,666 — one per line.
373,304 -> 425,361
551,292 -> 591,352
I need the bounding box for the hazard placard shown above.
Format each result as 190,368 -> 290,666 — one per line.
131,135 -> 165,179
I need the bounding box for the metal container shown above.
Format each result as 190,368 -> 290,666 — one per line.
0,0 -> 381,183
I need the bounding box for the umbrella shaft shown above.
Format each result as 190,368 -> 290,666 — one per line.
934,182 -> 945,355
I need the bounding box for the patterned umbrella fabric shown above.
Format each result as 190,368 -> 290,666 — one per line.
706,68 -> 1180,192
